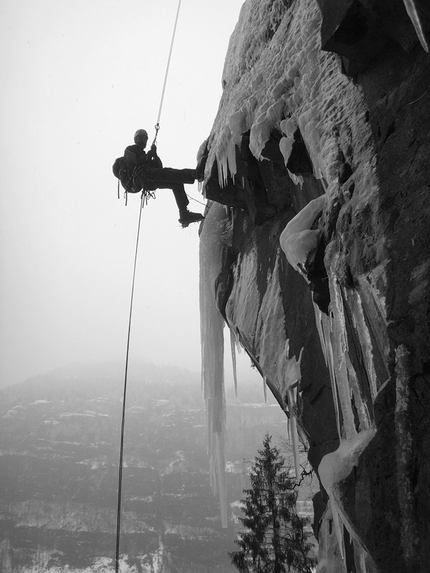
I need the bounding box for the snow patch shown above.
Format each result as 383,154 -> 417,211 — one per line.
318,428 -> 376,559
280,195 -> 326,277
319,429 -> 376,493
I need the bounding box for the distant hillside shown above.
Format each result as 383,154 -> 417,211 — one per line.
0,362 -> 293,573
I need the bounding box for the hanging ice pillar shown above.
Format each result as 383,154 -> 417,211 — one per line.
278,340 -> 303,479
280,195 -> 379,570
199,203 -> 230,529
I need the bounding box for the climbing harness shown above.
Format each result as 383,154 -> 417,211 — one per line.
114,2 -> 183,571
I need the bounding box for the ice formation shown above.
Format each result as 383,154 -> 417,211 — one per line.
279,195 -> 326,277
307,258 -> 384,570
318,429 -> 376,563
318,429 -> 376,495
199,0 -> 430,567
277,340 -> 303,478
403,0 -> 429,52
207,0 -> 348,190
201,0 -> 368,537
199,203 -> 230,528
281,194 -> 378,565
230,329 -> 239,397
262,375 -> 267,403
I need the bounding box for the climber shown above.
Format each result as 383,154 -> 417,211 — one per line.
113,129 -> 204,227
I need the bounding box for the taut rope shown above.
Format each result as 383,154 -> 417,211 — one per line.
115,2 -> 183,570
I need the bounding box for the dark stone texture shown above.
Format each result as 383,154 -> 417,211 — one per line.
317,0 -> 388,74
200,0 -> 430,569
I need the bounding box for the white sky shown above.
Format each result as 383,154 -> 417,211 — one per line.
0,0 -> 257,387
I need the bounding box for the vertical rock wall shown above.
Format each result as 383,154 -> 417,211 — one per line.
199,1 -> 430,571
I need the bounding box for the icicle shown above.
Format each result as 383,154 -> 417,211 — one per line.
262,374 -> 267,402
331,500 -> 345,561
346,354 -> 372,430
314,280 -> 373,440
288,387 -> 301,479
317,311 -> 342,439
345,289 -> 379,401
329,276 -> 357,440
215,430 -> 228,528
277,340 -> 304,478
200,203 -> 229,528
215,124 -> 239,186
230,329 -> 238,397
226,138 -> 238,181
248,99 -> 285,159
279,136 -> 294,165
354,540 -> 368,573
314,303 -> 329,367
402,0 -> 429,52
319,428 -> 376,561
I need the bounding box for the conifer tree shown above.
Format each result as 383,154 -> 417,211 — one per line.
230,434 -> 316,573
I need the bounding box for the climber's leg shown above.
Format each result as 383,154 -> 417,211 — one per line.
146,167 -> 197,186
144,168 -> 203,227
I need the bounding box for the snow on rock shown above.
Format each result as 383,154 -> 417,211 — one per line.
280,195 -> 326,276
199,0 -> 430,570
204,0 -> 360,191
319,429 -> 376,494
318,429 -> 376,566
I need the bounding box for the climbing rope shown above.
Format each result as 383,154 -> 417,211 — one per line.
115,2 -> 183,570
186,193 -> 206,207
152,0 -> 182,146
115,193 -> 145,573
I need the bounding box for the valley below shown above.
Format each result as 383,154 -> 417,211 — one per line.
0,362 -> 300,572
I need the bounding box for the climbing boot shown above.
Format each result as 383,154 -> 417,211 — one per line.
178,210 -> 204,228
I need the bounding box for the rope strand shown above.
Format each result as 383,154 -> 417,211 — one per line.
186,193 -> 206,207
115,3 -> 183,567
153,0 -> 182,145
115,192 -> 145,573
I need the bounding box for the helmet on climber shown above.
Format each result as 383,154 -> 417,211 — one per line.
134,129 -> 148,144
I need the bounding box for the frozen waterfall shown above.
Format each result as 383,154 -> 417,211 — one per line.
199,202 -> 231,529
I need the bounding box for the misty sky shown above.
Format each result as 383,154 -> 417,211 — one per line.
0,0 -> 259,388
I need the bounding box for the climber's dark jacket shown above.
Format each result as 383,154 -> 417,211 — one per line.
124,144 -> 163,171
121,144 -> 195,212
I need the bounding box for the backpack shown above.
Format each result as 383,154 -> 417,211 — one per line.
112,155 -> 158,196
112,157 -> 138,194
112,157 -> 128,180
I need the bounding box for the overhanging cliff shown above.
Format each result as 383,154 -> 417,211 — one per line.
199,1 -> 430,572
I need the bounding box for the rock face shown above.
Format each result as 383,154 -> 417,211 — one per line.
199,1 -> 430,572
0,363 -> 288,573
